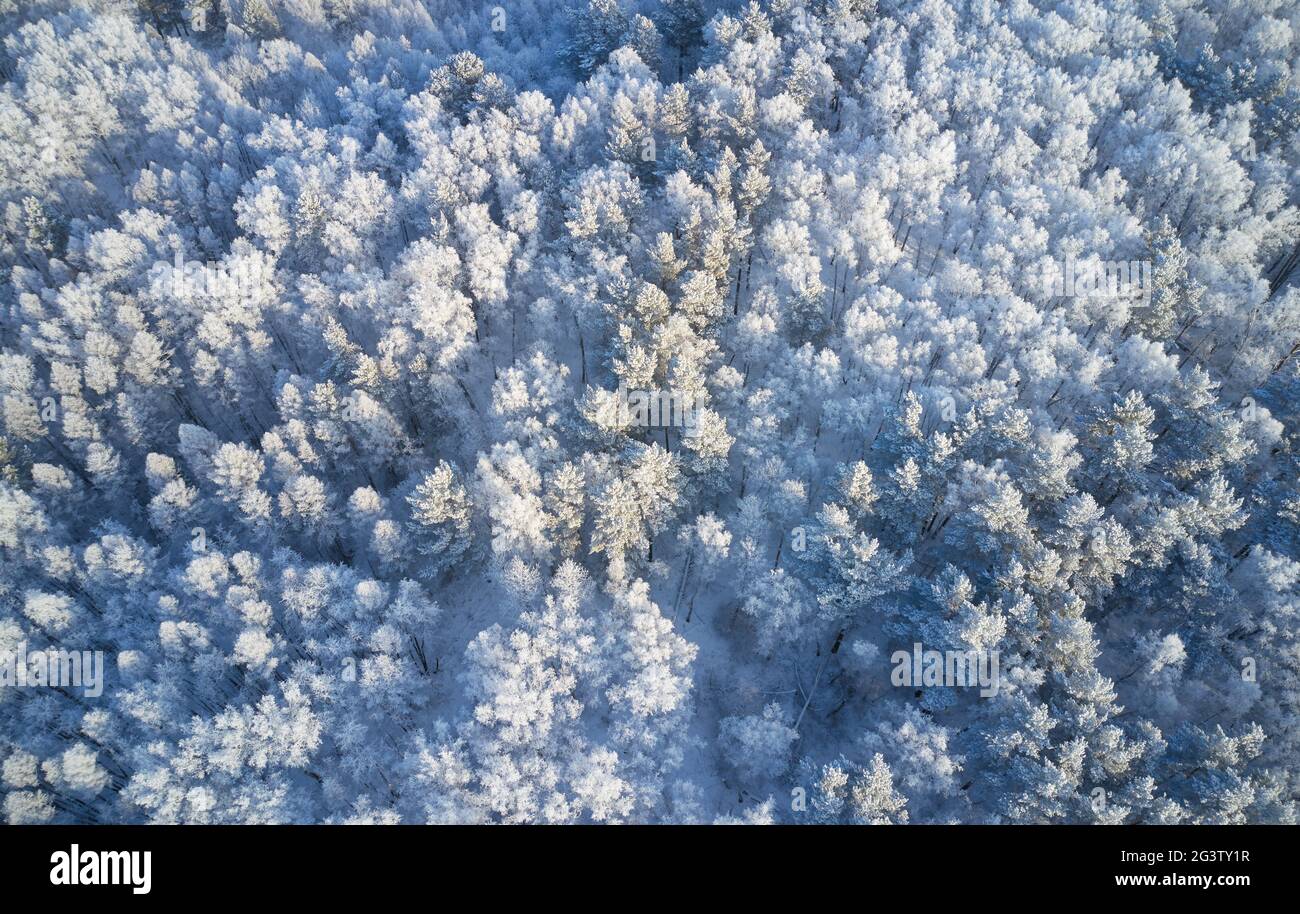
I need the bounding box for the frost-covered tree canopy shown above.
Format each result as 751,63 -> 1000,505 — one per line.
1,0 -> 1298,824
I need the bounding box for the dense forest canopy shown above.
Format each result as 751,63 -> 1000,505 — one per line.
1,0 -> 1298,824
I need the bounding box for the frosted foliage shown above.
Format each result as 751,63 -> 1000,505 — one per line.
0,0 -> 1297,824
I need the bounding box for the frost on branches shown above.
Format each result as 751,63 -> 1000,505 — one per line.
1,0 -> 1299,824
